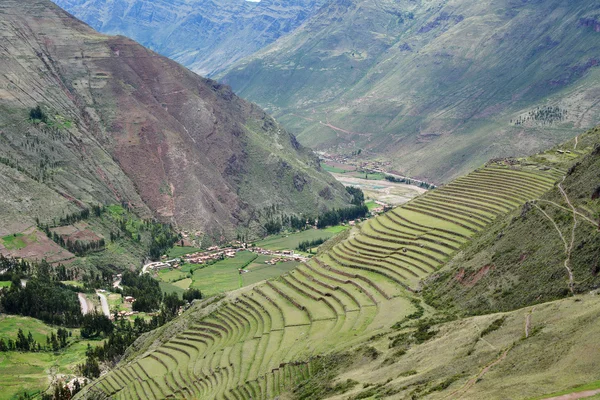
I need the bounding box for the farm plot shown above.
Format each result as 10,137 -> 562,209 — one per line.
80,163 -> 561,399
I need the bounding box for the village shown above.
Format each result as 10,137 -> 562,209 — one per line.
142,244 -> 309,275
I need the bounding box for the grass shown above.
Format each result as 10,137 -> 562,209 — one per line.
0,281 -> 11,288
0,233 -> 27,250
60,280 -> 84,288
255,227 -> 347,251
0,315 -> 99,400
353,172 -> 386,180
530,380 -> 600,400
159,281 -> 186,298
190,251 -> 258,297
173,278 -> 192,290
157,268 -> 189,283
166,246 -> 202,258
321,163 -> 350,174
242,261 -> 300,287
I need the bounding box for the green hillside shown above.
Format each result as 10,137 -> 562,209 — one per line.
222,0 -> 600,184
74,125 -> 600,399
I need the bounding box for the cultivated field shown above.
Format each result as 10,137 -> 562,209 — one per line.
76,158 -> 570,399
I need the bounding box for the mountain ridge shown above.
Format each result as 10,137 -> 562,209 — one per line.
221,0 -> 600,183
51,0 -> 327,76
0,0 -> 350,243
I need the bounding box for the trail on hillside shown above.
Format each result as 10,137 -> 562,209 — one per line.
542,388 -> 600,400
445,347 -> 512,399
538,200 -> 597,227
525,307 -> 536,338
532,189 -> 575,294
559,179 -> 578,294
574,135 -> 579,150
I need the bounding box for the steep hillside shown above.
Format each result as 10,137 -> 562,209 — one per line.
424,126 -> 600,315
222,0 -> 600,183
51,0 -> 326,76
0,0 -> 350,244
75,127 -> 600,399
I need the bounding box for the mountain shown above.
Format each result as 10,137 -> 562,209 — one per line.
51,0 -> 326,77
0,0 -> 350,243
75,124 -> 600,399
221,0 -> 600,183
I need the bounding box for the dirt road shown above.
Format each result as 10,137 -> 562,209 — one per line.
78,293 -> 89,315
96,291 -> 110,317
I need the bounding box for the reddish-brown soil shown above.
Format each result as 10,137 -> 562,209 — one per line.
51,223 -> 103,243
0,227 -> 75,264
454,264 -> 494,287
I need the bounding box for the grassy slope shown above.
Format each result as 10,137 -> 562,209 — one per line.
0,316 -> 99,400
316,294 -> 600,400
74,128 -> 600,400
424,127 -> 600,315
222,0 -> 600,184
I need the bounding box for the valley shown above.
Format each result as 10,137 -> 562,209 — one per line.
1,0 -> 600,399
71,129 -> 600,399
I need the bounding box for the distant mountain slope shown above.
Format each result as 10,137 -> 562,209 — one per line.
51,0 -> 326,76
222,0 -> 600,183
0,0 -> 349,241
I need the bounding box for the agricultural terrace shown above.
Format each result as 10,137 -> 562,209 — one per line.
76,162 -> 563,399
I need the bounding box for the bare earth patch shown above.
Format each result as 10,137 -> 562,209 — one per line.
0,226 -> 74,264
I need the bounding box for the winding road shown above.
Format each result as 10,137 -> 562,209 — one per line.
96,291 -> 110,318
78,293 -> 89,315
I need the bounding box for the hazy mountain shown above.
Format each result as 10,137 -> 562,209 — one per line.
221,0 -> 600,183
0,0 -> 350,240
51,0 -> 326,76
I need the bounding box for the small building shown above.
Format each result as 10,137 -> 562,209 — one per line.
124,296 -> 135,303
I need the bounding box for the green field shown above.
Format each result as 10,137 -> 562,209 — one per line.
242,261 -> 299,287
0,281 -> 11,288
255,226 -> 348,251
190,251 -> 258,297
0,233 -> 27,250
166,246 -> 202,258
186,251 -> 301,297
321,162 -> 350,174
75,143 -> 593,400
353,172 -> 387,180
157,268 -> 189,283
0,316 -> 99,400
159,281 -> 187,298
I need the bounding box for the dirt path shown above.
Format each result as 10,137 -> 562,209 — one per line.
445,347 -> 512,399
538,200 -> 597,227
558,180 -> 578,294
525,307 -> 536,338
532,195 -> 574,294
574,135 -> 579,150
543,389 -> 600,400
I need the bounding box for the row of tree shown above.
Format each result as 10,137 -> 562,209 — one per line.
297,238 -> 327,252
0,328 -> 70,352
385,175 -> 436,189
0,275 -> 82,327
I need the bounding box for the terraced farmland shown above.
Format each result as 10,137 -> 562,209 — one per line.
76,162 -> 562,399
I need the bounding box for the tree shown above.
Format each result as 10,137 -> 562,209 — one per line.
183,288 -> 202,303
